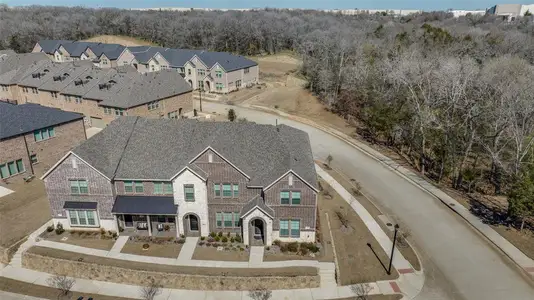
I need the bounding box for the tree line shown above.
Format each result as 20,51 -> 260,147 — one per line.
2,5 -> 534,228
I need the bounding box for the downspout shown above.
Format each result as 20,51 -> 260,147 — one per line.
23,134 -> 34,175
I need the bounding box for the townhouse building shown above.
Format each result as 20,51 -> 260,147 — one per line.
41,117 -> 318,246
32,40 -> 259,94
0,101 -> 86,182
0,55 -> 193,128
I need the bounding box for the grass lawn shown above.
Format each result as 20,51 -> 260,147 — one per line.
492,225 -> 534,260
0,180 -> 51,248
42,231 -> 115,251
322,165 -> 421,271
192,246 -> 249,261
0,277 -> 134,300
28,246 -> 317,277
317,178 -> 399,285
121,240 -> 182,258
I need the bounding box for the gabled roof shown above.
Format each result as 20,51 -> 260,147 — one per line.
0,53 -> 50,85
37,40 -> 73,54
37,61 -> 94,92
0,102 -> 83,140
61,67 -> 115,97
17,61 -> 70,88
196,51 -> 257,72
71,117 -> 318,189
240,195 -> 275,219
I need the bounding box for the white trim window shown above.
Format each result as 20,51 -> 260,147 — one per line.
68,210 -> 99,227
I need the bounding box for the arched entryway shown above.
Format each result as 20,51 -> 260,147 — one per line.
183,213 -> 200,237
188,79 -> 193,87
205,81 -> 211,93
249,218 -> 265,246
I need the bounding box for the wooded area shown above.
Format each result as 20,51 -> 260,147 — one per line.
2,5 -> 534,228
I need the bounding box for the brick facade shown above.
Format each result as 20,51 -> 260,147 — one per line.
0,119 -> 86,182
126,92 -> 193,120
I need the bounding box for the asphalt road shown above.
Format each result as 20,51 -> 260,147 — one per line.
202,102 -> 534,300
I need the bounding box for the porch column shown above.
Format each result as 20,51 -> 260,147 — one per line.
175,216 -> 180,238
147,215 -> 152,236
113,215 -> 119,233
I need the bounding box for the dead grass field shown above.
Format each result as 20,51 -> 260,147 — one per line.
492,225 -> 534,260
83,35 -> 157,46
192,246 -> 249,261
322,165 -> 421,271
42,231 -> 115,251
0,277 -> 135,300
263,253 -> 318,261
121,240 -> 182,258
317,178 -> 399,285
28,246 -> 317,277
0,179 -> 51,247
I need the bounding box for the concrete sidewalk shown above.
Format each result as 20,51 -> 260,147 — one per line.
109,235 -> 128,254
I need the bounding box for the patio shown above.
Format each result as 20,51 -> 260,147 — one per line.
117,214 -> 177,237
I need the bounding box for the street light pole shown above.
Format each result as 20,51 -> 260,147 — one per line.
388,224 -> 400,275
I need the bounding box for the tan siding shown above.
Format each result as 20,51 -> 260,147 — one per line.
126,92 -> 193,118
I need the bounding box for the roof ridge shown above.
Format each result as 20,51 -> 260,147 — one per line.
111,117 -> 139,179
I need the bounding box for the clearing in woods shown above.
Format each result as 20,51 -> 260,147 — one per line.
82,35 -> 157,46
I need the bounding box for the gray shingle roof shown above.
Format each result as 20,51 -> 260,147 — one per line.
0,50 -> 16,56
37,40 -> 73,54
36,61 -> 94,92
17,61 -> 70,88
197,51 -> 257,72
0,53 -> 50,85
72,117 -> 318,190
240,195 -> 275,218
0,102 -> 83,140
112,195 -> 177,214
61,67 -> 115,97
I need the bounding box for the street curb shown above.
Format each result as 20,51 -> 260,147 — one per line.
247,104 -> 534,282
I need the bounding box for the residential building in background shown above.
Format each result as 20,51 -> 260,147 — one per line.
0,101 -> 86,182
32,40 -> 259,94
0,52 -> 193,128
448,9 -> 487,17
487,3 -> 534,19
41,117 -> 318,246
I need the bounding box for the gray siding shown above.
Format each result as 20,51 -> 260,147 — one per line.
264,173 -> 316,231
44,154 -> 114,220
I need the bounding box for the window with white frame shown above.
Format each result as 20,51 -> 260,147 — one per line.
184,184 -> 195,201
50,91 -> 58,98
279,219 -> 300,237
147,101 -> 159,111
198,69 -> 205,76
124,181 -> 143,193
68,210 -> 98,227
280,191 -> 301,205
0,159 -> 24,179
70,179 -> 88,194
154,182 -> 173,194
236,80 -> 242,88
168,111 -> 178,119
216,212 -> 240,228
34,127 -> 55,142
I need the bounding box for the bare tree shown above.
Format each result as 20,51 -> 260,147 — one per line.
46,275 -> 75,300
248,287 -> 272,300
140,278 -> 162,300
350,282 -> 373,300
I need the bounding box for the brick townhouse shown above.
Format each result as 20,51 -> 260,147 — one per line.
41,117 -> 319,246
0,101 -> 86,183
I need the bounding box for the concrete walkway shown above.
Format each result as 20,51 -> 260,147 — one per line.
109,236 -> 129,254
177,237 -> 198,262
249,246 -> 264,265
0,291 -> 47,300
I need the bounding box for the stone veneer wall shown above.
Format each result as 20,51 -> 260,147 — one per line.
23,251 -> 320,290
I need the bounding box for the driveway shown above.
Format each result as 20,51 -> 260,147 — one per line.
201,102 -> 534,300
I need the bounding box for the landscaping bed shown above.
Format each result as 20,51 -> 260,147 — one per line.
40,226 -> 116,251
322,165 -> 421,271
193,233 -> 249,261
0,277 -> 134,300
317,178 -> 399,285
24,246 -> 319,290
263,241 -> 321,261
121,236 -> 184,258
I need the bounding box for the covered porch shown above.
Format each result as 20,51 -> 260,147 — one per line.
112,195 -> 179,238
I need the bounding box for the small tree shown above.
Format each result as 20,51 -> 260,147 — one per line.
508,167 -> 534,232
228,109 -> 237,122
248,287 -> 272,300
326,154 -> 333,167
140,278 -> 162,300
350,282 -> 372,300
525,9 -> 532,16
47,275 -> 75,299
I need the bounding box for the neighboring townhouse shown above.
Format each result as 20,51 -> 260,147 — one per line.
0,52 -> 50,103
41,117 -> 318,246
0,101 -> 86,182
32,40 -> 259,94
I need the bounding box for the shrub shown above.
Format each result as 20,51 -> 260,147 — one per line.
218,231 -> 223,237
180,234 -> 185,238
69,230 -> 76,235
230,237 -> 235,243
46,225 -> 54,232
222,236 -> 228,243
118,226 -> 124,232
112,232 -> 118,239
227,232 -> 231,237
224,247 -> 230,251
234,235 -> 242,243
214,236 -> 221,242
212,243 -> 220,248
177,239 -> 186,244
164,225 -> 171,231
55,223 -> 64,235
207,237 -> 215,243
239,247 -> 244,251
210,232 -> 216,238
280,244 -> 289,253
302,242 -> 320,253
107,230 -> 113,236
300,247 -> 309,256
193,108 -> 198,117
273,239 -> 281,247
206,242 -> 212,247
198,241 -> 205,246
100,228 -> 106,235
287,242 -> 299,253
228,109 -> 237,122
200,236 -> 206,241
266,246 -> 270,251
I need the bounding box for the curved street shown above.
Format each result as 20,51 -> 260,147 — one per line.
202,102 -> 534,300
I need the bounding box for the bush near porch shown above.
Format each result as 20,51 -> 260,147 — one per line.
39,227 -> 117,251
263,240 -> 322,261
194,233 -> 249,261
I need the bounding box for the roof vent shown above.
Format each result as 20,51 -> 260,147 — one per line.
52,75 -> 61,81
74,79 -> 83,86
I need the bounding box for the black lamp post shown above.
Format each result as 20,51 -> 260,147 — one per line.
388,224 -> 400,275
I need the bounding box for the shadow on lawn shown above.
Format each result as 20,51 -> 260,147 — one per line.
367,243 -> 388,274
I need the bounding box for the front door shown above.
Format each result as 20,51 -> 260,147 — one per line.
250,219 -> 264,246
184,214 -> 200,237
124,215 -> 133,228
